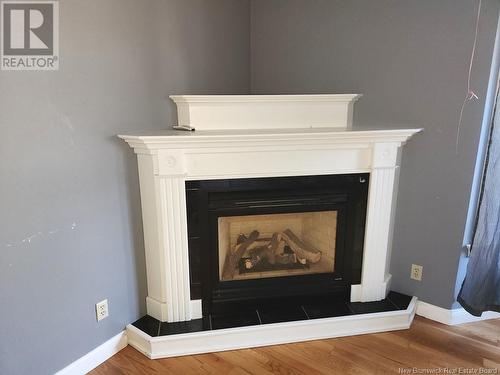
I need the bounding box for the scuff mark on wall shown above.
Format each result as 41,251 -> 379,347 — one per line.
58,114 -> 76,147
3,222 -> 78,248
21,232 -> 41,243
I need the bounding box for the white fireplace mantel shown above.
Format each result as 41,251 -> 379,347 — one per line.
120,95 -> 421,324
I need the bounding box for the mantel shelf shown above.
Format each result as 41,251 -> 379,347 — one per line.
119,127 -> 422,151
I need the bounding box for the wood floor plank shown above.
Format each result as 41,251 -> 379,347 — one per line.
90,317 -> 500,375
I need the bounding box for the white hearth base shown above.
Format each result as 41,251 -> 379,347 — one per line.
127,297 -> 417,359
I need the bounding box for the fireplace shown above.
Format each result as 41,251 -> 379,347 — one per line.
119,94 -> 421,359
186,174 -> 368,315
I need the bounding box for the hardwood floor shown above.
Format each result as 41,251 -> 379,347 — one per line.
90,317 -> 500,374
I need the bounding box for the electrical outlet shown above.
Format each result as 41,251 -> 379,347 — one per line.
96,299 -> 109,321
410,264 -> 423,281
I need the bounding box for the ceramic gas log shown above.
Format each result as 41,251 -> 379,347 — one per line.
221,229 -> 323,281
221,230 -> 260,280
217,210 -> 337,283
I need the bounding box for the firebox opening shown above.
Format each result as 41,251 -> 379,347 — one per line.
185,173 -> 369,315
218,211 -> 337,281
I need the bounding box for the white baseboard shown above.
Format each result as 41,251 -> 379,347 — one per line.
416,301 -> 500,325
127,297 -> 417,359
55,331 -> 128,375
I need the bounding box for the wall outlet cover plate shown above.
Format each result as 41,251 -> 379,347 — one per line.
411,264 -> 423,281
96,299 -> 109,321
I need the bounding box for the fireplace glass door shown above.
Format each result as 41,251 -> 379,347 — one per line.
186,174 -> 368,314
218,211 -> 337,281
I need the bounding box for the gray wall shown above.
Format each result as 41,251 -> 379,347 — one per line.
0,1 -> 249,374
2,1 -> 498,373
250,0 -> 499,308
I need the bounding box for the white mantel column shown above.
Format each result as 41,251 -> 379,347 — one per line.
351,142 -> 402,302
136,150 -> 192,322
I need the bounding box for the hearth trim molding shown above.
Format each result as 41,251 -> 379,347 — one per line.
126,297 -> 417,359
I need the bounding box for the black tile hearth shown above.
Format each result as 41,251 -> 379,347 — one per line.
159,318 -> 209,336
387,291 -> 413,310
211,310 -> 261,330
131,291 -> 413,337
132,315 -> 160,337
349,299 -> 397,314
258,305 -> 308,324
303,301 -> 353,319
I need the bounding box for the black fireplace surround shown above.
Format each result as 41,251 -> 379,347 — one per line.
185,174 -> 369,316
